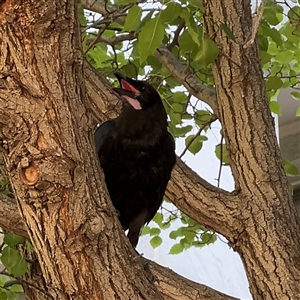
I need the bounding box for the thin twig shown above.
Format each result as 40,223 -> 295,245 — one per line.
243,1 -> 265,48
216,135 -> 224,188
167,19 -> 185,51
179,114 -> 217,158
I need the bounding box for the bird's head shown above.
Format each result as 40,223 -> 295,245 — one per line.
113,72 -> 161,110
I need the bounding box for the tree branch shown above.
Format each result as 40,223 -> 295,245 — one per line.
0,194 -> 239,300
167,19 -> 185,51
144,258 -> 240,300
0,193 -> 28,238
154,46 -> 218,114
88,33 -> 137,47
80,0 -> 218,114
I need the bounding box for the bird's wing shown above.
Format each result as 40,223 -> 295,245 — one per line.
94,120 -> 116,154
146,130 -> 176,223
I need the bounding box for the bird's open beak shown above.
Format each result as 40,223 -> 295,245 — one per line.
113,72 -> 142,110
113,72 -> 140,98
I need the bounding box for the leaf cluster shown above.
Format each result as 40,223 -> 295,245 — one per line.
0,234 -> 33,300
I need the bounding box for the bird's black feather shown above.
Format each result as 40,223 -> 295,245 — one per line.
95,73 -> 176,247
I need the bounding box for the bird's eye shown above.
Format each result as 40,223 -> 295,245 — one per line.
141,86 -> 146,91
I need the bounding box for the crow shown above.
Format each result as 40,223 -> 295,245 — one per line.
95,72 -> 176,247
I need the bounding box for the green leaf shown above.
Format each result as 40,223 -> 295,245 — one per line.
141,226 -> 151,236
161,222 -> 171,229
9,284 -> 23,293
188,0 -> 203,9
122,63 -> 138,79
150,236 -> 162,248
139,10 -> 155,29
173,125 -> 193,137
181,9 -> 202,46
183,230 -> 196,242
215,144 -> 230,164
172,103 -> 183,113
152,212 -> 163,226
260,51 -> 272,65
291,92 -> 300,100
0,291 -> 7,300
147,55 -> 161,71
150,227 -> 161,236
185,215 -> 196,226
169,230 -> 178,240
138,17 -> 165,63
265,9 -> 280,26
258,35 -> 268,52
123,5 -> 142,32
185,135 -> 203,155
181,113 -> 193,120
275,12 -> 283,23
276,51 -> 294,65
1,247 -> 28,277
173,91 -> 187,103
288,6 -> 300,25
198,135 -> 208,141
78,4 -> 87,26
165,76 -> 179,88
3,233 -> 23,247
283,159 -> 299,176
115,0 -> 136,4
169,111 -> 182,125
88,47 -> 111,69
265,76 -> 283,91
220,23 -> 235,41
201,232 -> 216,244
194,38 -> 219,66
169,243 -> 184,255
179,237 -> 189,246
178,30 -> 197,53
160,2 -> 182,23
280,21 -> 299,43
175,227 -> 185,236
269,28 -> 282,46
1,247 -> 17,270
195,110 -> 211,125
296,107 -> 300,117
269,101 -> 281,115
25,240 -> 34,252
192,241 -> 205,248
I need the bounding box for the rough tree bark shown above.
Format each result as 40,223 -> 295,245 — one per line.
1,194 -> 240,300
202,1 -> 300,299
0,0 -> 300,300
0,1 -> 161,299
0,1 -> 240,300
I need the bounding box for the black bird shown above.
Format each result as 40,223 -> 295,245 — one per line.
95,72 -> 176,247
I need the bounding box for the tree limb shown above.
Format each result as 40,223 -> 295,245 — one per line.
0,193 -> 28,238
88,33 -> 137,47
0,194 -> 239,300
154,46 -> 218,114
144,258 -> 240,300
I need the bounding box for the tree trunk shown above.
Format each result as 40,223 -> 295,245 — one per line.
1,0 -> 300,299
202,1 -> 300,299
0,1 -> 162,299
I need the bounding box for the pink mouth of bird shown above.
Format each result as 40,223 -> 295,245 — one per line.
121,80 -> 142,110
